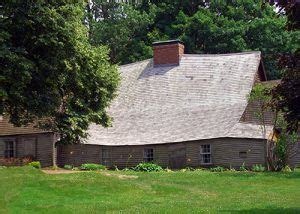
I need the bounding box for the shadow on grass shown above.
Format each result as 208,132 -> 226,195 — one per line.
223,207 -> 300,213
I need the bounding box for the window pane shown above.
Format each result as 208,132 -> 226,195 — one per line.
4,141 -> 14,158
144,148 -> 154,162
200,145 -> 211,164
200,144 -> 211,153
202,154 -> 211,163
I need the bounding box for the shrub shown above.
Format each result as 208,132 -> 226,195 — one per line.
239,162 -> 247,171
0,157 -> 33,166
80,163 -> 106,171
28,161 -> 41,169
64,165 -> 73,170
252,164 -> 265,172
210,166 -> 225,172
282,165 -> 292,173
133,162 -> 163,172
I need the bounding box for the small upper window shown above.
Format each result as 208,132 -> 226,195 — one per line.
200,144 -> 211,164
144,148 -> 154,162
5,140 -> 15,158
239,151 -> 247,158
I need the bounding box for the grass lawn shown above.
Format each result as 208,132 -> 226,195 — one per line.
0,167 -> 299,213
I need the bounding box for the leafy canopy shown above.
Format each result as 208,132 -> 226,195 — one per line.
0,0 -> 119,143
88,0 -> 299,79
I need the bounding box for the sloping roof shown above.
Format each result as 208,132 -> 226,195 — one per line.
87,52 -> 271,146
0,117 -> 49,136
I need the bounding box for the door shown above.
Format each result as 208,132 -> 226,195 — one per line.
168,144 -> 186,169
22,138 -> 36,158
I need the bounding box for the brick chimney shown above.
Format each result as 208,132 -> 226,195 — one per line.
153,40 -> 184,66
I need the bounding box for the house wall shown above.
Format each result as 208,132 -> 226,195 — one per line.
58,138 -> 267,169
289,140 -> 300,168
0,133 -> 55,167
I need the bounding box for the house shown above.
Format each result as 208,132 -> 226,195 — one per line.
1,40 -> 299,168
0,117 -> 56,166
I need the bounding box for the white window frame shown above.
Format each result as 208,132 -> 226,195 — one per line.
143,148 -> 154,162
200,144 -> 212,165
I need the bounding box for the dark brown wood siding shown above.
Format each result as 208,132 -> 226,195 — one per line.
57,138 -> 268,169
0,133 -> 55,167
57,144 -> 102,167
289,140 -> 300,168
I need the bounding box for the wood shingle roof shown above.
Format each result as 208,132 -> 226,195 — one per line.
87,52 -> 271,146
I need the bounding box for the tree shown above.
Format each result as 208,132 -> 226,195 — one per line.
270,0 -> 300,132
170,0 -> 299,79
0,0 -> 119,146
88,0 -> 298,79
249,83 -> 298,171
88,1 -> 155,64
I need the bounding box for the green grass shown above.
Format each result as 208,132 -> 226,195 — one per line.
0,167 -> 299,213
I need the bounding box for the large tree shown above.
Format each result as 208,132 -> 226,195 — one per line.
88,0 -> 298,79
87,1 -> 155,64
0,0 -> 119,144
270,0 -> 300,132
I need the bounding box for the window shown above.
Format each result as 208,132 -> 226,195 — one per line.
144,148 -> 154,162
4,140 -> 15,158
239,151 -> 247,158
200,144 -> 211,164
102,148 -> 111,166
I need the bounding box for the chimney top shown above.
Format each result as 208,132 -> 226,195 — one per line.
152,39 -> 184,46
152,39 -> 185,67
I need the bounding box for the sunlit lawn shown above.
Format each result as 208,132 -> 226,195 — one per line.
0,167 -> 299,213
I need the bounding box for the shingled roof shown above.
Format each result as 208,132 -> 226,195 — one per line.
0,117 -> 49,136
87,52 -> 272,146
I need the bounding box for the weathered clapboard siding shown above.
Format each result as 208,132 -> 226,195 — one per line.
289,141 -> 300,168
58,138 -> 267,169
239,100 -> 275,125
57,144 -> 102,167
186,138 -> 266,168
0,133 -> 55,167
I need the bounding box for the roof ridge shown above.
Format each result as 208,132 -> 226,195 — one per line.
182,51 -> 261,57
120,59 -> 152,68
119,51 -> 261,68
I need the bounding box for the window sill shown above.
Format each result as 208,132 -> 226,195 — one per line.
200,163 -> 213,165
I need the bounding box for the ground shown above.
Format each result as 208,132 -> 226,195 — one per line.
0,167 -> 299,213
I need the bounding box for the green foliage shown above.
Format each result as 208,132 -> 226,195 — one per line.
249,83 -> 298,171
28,161 -> 41,169
274,118 -> 298,170
248,83 -> 274,129
252,164 -> 266,172
210,166 -> 225,172
80,163 -> 106,171
270,2 -> 299,134
64,165 -> 73,170
239,162 -> 248,171
88,2 -> 155,64
282,165 -> 292,173
87,0 -> 298,79
1,0 -> 119,144
132,162 -> 163,172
